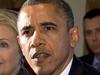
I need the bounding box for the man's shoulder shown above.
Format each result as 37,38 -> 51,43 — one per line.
79,54 -> 94,59
69,56 -> 100,75
82,61 -> 100,75
79,54 -> 94,64
18,65 -> 30,75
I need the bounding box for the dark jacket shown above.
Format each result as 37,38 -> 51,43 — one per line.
17,65 -> 29,75
79,54 -> 94,65
69,56 -> 100,75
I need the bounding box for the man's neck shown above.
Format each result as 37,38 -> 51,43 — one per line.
52,56 -> 73,75
60,58 -> 73,75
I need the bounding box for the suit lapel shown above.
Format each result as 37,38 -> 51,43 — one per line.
69,56 -> 83,75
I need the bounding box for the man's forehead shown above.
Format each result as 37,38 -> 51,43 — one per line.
20,6 -> 33,15
20,3 -> 62,15
20,11 -> 28,18
18,11 -> 31,30
18,4 -> 66,29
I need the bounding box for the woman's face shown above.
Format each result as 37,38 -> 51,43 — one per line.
0,24 -> 21,75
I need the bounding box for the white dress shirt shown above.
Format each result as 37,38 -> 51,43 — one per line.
60,58 -> 73,75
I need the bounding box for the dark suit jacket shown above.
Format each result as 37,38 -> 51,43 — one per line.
79,54 -> 94,65
69,56 -> 100,75
17,65 -> 29,75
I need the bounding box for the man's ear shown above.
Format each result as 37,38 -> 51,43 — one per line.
69,27 -> 80,47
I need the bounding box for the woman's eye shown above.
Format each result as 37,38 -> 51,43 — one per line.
0,42 -> 9,48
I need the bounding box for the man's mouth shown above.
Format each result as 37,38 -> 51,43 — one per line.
92,44 -> 100,50
31,52 -> 51,63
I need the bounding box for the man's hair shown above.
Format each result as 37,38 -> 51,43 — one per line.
21,0 -> 74,29
83,8 -> 100,20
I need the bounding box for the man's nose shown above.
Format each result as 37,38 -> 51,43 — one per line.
30,31 -> 45,47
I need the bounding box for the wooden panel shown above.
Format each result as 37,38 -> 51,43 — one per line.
0,0 -> 14,8
86,0 -> 100,12
13,0 -> 25,9
0,0 -> 25,10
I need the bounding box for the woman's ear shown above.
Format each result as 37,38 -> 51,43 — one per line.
69,27 -> 80,47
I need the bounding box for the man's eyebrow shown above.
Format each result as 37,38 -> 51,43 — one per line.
21,26 -> 32,31
40,22 -> 57,26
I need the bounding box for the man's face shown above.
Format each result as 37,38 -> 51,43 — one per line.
18,4 -> 78,75
84,16 -> 100,55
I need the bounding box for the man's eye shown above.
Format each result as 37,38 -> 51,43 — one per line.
22,30 -> 33,37
96,28 -> 100,33
0,42 -> 9,48
85,30 -> 92,36
44,26 -> 55,31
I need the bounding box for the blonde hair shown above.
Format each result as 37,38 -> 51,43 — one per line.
0,9 -> 18,34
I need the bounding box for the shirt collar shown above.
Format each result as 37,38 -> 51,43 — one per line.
93,56 -> 100,67
60,58 -> 73,75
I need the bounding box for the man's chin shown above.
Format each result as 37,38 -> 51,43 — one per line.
95,53 -> 100,55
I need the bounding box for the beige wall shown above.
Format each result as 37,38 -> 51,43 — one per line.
65,0 -> 86,57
